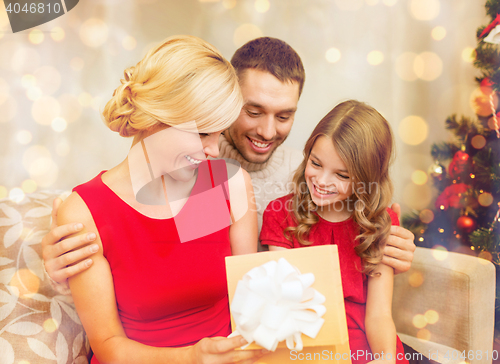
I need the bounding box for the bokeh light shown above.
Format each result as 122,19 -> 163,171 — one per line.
9,188 -> 25,204
21,74 -> 35,89
424,310 -> 439,324
414,52 -> 442,81
122,36 -> 137,50
412,314 -> 427,329
398,115 -> 428,145
43,318 -> 58,333
432,245 -> 448,261
383,0 -> 398,6
255,0 -> 270,13
34,66 -> 61,95
23,145 -> 51,170
366,0 -> 379,5
51,27 -> 65,42
367,50 -> 384,65
32,96 -> 61,125
51,117 -> 67,132
0,77 -> 9,104
11,47 -> 41,74
416,329 -> 431,341
461,47 -> 475,63
80,18 -> 109,48
411,170 -> 428,185
70,57 -> 85,71
419,209 -> 434,224
78,92 -> 93,107
16,130 -> 33,145
408,271 -> 424,287
325,48 -> 341,63
335,0 -> 363,11
0,186 -> 6,199
59,94 -> 83,123
22,179 -> 37,193
29,158 -> 59,188
403,184 -> 432,210
233,24 -> 263,47
10,269 -> 40,296
56,140 -> 71,157
29,29 -> 44,44
0,96 -> 18,123
26,86 -> 42,101
470,87 -> 498,117
223,0 -> 236,9
478,192 -> 493,207
395,52 -> 418,81
432,26 -> 446,41
409,0 -> 440,21
471,135 -> 486,149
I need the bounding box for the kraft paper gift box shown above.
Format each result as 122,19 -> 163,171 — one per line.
225,245 -> 351,364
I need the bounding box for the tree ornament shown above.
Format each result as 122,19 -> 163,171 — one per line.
456,215 -> 477,233
470,87 -> 498,117
448,151 -> 471,178
489,93 -> 500,138
435,183 -> 470,210
479,14 -> 500,42
427,161 -> 446,182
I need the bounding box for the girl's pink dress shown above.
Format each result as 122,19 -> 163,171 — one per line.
260,194 -> 409,364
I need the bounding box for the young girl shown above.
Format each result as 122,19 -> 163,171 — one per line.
260,100 -> 408,364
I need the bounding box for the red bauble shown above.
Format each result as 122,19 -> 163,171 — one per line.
448,151 -> 471,178
456,216 -> 477,233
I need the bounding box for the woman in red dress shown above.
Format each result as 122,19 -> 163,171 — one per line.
58,35 -> 262,364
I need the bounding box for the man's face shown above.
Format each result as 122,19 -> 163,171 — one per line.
225,68 -> 300,164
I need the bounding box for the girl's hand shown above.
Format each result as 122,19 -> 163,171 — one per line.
190,336 -> 265,364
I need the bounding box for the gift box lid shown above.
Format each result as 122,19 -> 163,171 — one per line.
225,245 -> 349,349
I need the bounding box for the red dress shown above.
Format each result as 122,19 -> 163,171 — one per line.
260,194 -> 409,364
73,160 -> 232,364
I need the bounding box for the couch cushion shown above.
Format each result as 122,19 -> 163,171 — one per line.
0,192 -> 90,364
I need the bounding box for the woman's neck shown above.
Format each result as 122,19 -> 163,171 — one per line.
102,159 -> 197,219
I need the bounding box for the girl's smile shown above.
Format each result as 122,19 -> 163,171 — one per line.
304,135 -> 353,219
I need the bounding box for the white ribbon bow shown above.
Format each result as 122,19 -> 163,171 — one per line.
229,258 -> 326,352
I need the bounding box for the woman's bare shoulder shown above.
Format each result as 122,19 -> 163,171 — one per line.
57,192 -> 93,227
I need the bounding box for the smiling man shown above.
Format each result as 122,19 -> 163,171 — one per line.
219,38 -> 305,230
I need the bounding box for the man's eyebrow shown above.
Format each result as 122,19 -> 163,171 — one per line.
244,102 -> 264,109
244,102 -> 297,114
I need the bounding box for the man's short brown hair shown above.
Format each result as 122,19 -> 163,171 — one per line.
231,37 -> 305,96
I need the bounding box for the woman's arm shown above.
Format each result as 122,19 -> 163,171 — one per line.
227,167 -> 258,255
59,192 -> 263,364
365,263 -> 397,364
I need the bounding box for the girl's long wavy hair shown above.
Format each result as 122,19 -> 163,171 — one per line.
286,100 -> 395,275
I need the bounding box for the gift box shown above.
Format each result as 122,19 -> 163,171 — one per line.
225,245 -> 351,364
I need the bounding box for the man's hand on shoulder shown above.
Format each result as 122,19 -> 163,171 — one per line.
382,203 -> 416,275
42,196 -> 99,287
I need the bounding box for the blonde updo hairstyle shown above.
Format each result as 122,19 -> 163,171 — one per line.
103,35 -> 243,137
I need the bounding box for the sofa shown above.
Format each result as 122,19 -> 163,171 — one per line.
0,191 -> 496,364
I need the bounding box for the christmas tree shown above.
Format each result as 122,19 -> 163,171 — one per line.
403,0 -> 500,334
